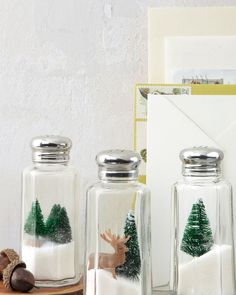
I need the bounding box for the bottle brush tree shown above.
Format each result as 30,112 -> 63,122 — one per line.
116,210 -> 141,280
49,207 -> 72,244
24,199 -> 46,237
181,198 -> 214,257
45,204 -> 61,236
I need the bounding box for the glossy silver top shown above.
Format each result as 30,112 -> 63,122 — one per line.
31,135 -> 72,163
180,146 -> 224,177
96,150 -> 141,180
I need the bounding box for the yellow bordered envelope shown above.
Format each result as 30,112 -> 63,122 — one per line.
146,91 -> 236,291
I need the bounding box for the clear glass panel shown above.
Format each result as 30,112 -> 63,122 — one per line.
85,181 -> 151,295
171,177 -> 235,295
21,163 -> 80,287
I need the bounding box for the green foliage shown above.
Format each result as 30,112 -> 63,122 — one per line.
181,199 -> 214,257
173,88 -> 181,95
24,199 -> 46,237
139,88 -> 149,99
45,204 -> 61,236
49,206 -> 72,244
116,210 -> 141,280
140,149 -> 147,163
25,201 -> 72,244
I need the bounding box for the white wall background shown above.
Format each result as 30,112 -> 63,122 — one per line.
0,0 -> 236,251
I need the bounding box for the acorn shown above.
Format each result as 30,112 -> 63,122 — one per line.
3,260 -> 36,292
0,254 -> 10,276
0,249 -> 19,278
11,267 -> 36,292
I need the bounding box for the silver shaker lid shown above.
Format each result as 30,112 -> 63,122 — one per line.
96,150 -> 141,180
31,135 -> 72,163
180,146 -> 224,176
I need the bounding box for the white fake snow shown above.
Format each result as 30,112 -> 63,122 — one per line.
86,269 -> 140,295
178,245 -> 234,295
22,241 -> 75,280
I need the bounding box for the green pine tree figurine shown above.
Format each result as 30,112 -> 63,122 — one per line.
24,199 -> 46,237
45,204 -> 61,236
181,198 -> 214,257
116,210 -> 141,280
50,207 -> 72,244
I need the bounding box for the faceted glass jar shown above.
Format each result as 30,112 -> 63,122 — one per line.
85,180 -> 152,295
21,162 -> 80,287
171,175 -> 235,295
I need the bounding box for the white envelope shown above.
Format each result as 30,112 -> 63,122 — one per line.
147,94 -> 236,289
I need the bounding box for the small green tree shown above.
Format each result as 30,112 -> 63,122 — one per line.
116,210 -> 141,280
50,207 -> 72,244
45,204 -> 61,236
24,199 -> 46,237
181,198 -> 214,257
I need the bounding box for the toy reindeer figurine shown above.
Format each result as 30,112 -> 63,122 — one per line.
88,229 -> 130,279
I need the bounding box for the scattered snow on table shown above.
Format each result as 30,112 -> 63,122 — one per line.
22,241 -> 75,280
86,269 -> 140,295
178,245 -> 234,295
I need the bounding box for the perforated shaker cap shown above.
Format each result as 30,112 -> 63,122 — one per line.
180,146 -> 224,177
96,150 -> 141,180
31,135 -> 72,163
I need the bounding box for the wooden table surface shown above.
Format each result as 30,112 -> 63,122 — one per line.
0,282 -> 83,294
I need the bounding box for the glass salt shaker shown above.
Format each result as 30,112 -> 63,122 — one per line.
171,147 -> 235,295
21,135 -> 81,287
85,150 -> 152,295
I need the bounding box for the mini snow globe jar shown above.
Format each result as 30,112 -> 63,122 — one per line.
21,135 -> 80,287
85,150 -> 152,295
171,147 -> 235,295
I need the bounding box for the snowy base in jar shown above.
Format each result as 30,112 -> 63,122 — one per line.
86,269 -> 140,295
22,241 -> 75,280
178,245 -> 234,295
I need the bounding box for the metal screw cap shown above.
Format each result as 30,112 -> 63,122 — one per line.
31,135 -> 72,163
96,150 -> 141,180
180,146 -> 224,177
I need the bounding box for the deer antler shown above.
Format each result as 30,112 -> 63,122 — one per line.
119,236 -> 130,244
100,230 -> 130,247
100,229 -> 118,247
100,232 -> 112,244
105,229 -> 117,240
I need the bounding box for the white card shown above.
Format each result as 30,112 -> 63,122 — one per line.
147,94 -> 236,288
165,36 -> 236,83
